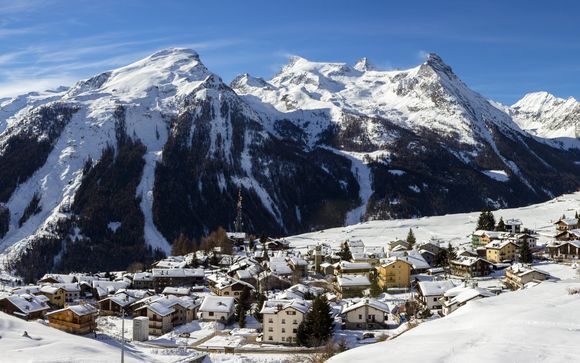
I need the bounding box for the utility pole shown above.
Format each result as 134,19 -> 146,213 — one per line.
121,308 -> 125,363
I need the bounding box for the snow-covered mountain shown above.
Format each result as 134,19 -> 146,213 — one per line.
507,91 -> 580,139
1,49 -> 580,279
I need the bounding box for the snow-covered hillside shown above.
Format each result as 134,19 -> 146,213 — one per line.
329,280 -> 580,363
287,190 -> 580,249
0,312 -> 145,363
509,91 -> 580,140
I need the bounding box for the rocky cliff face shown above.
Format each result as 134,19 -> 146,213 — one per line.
1,49 -> 579,279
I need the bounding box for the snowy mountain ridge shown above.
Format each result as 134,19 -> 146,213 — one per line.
1,48 -> 580,279
508,91 -> 580,139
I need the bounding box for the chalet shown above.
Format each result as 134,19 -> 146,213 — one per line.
554,218 -> 580,231
485,240 -> 518,263
133,295 -> 198,335
132,272 -> 154,290
376,258 -> 413,289
46,304 -> 98,334
151,268 -> 205,292
92,280 -> 130,299
335,275 -> 371,299
266,257 -> 294,277
472,230 -> 503,246
152,256 -> 187,269
261,299 -> 311,344
554,229 -> 580,242
387,240 -> 410,251
440,285 -> 495,316
417,241 -> 443,255
0,294 -> 50,320
98,289 -> 152,316
505,219 -> 523,234
207,274 -> 255,298
416,280 -> 457,310
334,261 -> 373,276
341,298 -> 392,330
198,296 -> 235,323
547,240 -> 580,260
38,273 -> 77,284
449,257 -> 493,278
507,233 -> 538,248
504,264 -> 551,290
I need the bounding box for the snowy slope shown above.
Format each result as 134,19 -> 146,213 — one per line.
329,280 -> 580,363
287,190 -> 580,249
509,91 -> 580,139
0,312 -> 146,363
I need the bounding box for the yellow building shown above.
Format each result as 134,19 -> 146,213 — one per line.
485,241 -> 518,263
376,258 -> 412,289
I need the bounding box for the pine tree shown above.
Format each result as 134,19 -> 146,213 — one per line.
519,240 -> 533,264
446,242 -> 457,266
406,228 -> 416,249
476,210 -> 496,231
254,293 -> 266,322
239,286 -> 252,311
495,217 -> 506,232
337,244 -> 352,261
236,303 -> 246,328
369,276 -> 382,297
296,295 -> 334,347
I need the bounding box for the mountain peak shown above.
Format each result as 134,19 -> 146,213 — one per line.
354,57 -> 377,71
423,53 -> 454,77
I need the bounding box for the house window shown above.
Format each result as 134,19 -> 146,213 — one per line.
282,337 -> 286,342
282,328 -> 286,333
282,319 -> 286,324
268,318 -> 273,323
224,292 -> 230,295
293,328 -> 297,333
268,327 -> 273,332
209,312 -> 214,316
359,314 -> 362,319
268,336 -> 273,341
293,320 -> 298,324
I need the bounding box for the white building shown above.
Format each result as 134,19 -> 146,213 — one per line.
199,296 -> 235,323
260,299 -> 311,344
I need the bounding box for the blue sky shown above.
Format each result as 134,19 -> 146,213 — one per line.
0,0 -> 578,104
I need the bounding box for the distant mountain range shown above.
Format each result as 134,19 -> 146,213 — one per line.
1,48 -> 579,279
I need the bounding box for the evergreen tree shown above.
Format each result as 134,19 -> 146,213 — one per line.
296,295 -> 334,347
239,286 -> 252,311
433,249 -> 448,267
254,293 -> 266,322
406,228 -> 416,249
369,276 -> 382,297
576,211 -> 579,219
495,217 -> 506,232
476,210 -> 496,231
519,240 -> 533,264
446,242 -> 457,265
337,244 -> 352,261
237,304 -> 246,328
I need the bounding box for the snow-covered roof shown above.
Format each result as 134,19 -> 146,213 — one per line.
161,287 -> 191,295
451,256 -> 492,267
508,263 -> 550,277
505,219 -> 522,225
47,304 -> 98,317
199,296 -> 235,313
132,272 -> 153,281
336,274 -> 371,287
443,286 -> 495,306
260,298 -> 311,314
341,298 -> 392,315
388,250 -> 430,270
152,268 -> 204,278
338,261 -> 372,270
555,218 -> 579,225
485,240 -> 517,249
1,294 -> 50,314
417,280 -> 457,296
147,301 -> 175,316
